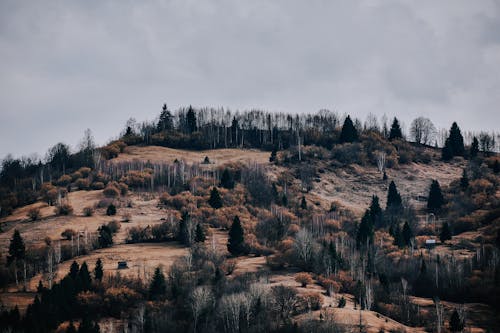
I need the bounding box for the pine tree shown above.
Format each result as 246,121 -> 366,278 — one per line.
427,180 -> 444,213
443,122 -> 465,160
195,224 -> 206,243
393,223 -> 404,248
157,103 -> 173,132
386,181 -> 402,211
220,168 -> 235,189
186,106 -> 197,133
449,309 -> 464,332
470,136 -> 479,158
269,147 -> 277,162
300,196 -> 307,210
37,280 -> 44,293
178,212 -> 190,245
402,221 -> 413,247
493,160 -> 500,174
149,266 -> 166,300
98,225 -> 113,248
94,258 -> 103,282
208,187 -> 223,209
339,115 -> 358,143
78,262 -> 92,291
356,210 -> 374,249
388,117 -> 403,141
69,261 -> 79,280
369,195 -> 383,227
281,193 -> 288,207
460,169 -> 469,190
440,222 -> 452,243
7,229 -> 25,265
106,204 -> 116,216
228,216 -> 245,255
78,316 -> 98,333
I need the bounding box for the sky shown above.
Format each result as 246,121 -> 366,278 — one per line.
1,0 -> 500,159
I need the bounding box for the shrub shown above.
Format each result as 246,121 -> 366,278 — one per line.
103,184 -> 120,198
297,292 -> 323,312
56,175 -> 72,187
106,220 -> 121,233
71,171 -> 83,182
331,143 -> 366,165
338,296 -> 346,308
106,204 -> 117,216
295,272 -> 313,287
27,207 -> 41,221
91,182 -> 105,190
83,206 -> 94,217
55,203 -> 73,216
118,182 -> 128,195
75,178 -> 90,190
78,167 -> 92,178
61,229 -> 77,240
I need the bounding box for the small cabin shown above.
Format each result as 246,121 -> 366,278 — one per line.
425,239 -> 436,249
117,261 -> 129,269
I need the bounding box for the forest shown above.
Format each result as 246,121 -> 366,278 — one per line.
1,105 -> 500,333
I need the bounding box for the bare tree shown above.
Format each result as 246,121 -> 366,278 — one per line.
376,151 -> 386,174
294,229 -> 315,269
190,286 -> 213,332
219,293 -> 243,333
434,297 -> 444,333
272,285 -> 298,323
411,117 -> 436,145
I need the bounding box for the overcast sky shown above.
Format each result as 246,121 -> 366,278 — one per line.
1,0 -> 499,159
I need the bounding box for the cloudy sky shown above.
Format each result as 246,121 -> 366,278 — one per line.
1,0 -> 499,158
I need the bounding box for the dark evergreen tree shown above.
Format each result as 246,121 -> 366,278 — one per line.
78,262 -> 91,291
106,204 -> 116,216
440,222 -> 452,243
402,221 -> 413,247
269,147 -> 277,162
386,181 -> 402,211
460,169 -> 469,190
195,224 -> 206,243
281,193 -> 288,207
94,258 -> 103,282
388,117 -> 403,141
369,195 -> 383,228
449,309 -> 464,332
228,216 -> 245,255
300,196 -> 307,210
186,106 -> 197,133
98,225 -> 113,248
69,261 -> 79,280
470,136 -> 479,158
149,266 -> 166,300
392,223 -> 404,248
37,280 -> 45,293
208,187 -> 223,209
356,210 -> 374,249
427,180 -> 444,213
7,229 -> 25,265
492,160 -> 500,174
339,115 -> 358,143
220,168 -> 235,189
157,103 -> 174,132
442,122 -> 465,160
178,212 -> 190,245
79,316 -> 99,333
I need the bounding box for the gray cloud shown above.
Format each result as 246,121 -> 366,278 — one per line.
1,0 -> 499,158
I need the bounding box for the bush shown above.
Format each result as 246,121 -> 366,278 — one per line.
297,292 -> 323,312
338,296 -> 346,308
295,272 -> 313,287
55,203 -> 73,216
83,206 -> 94,217
61,229 -> 77,240
56,175 -> 72,187
106,220 -> 121,233
331,143 -> 366,165
106,204 -> 117,216
103,184 -> 120,198
75,178 -> 90,190
91,182 -> 105,190
27,207 -> 41,221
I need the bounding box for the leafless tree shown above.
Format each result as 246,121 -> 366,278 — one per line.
272,285 -> 298,323
376,151 -> 386,173
190,286 -> 213,332
434,297 -> 444,333
411,117 -> 436,145
294,229 -> 315,269
219,293 -> 243,333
